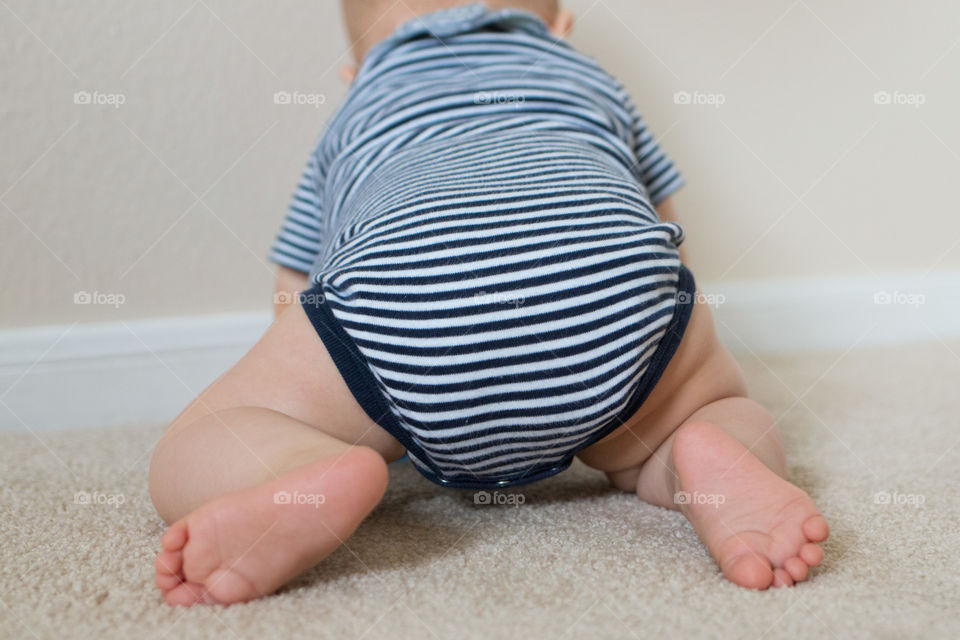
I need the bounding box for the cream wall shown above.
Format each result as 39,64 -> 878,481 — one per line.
2,0 -> 958,328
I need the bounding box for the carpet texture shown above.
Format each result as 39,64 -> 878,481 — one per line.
2,341 -> 960,639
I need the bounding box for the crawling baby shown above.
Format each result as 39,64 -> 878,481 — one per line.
149,0 -> 829,606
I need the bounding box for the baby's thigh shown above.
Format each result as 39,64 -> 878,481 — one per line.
576,295 -> 746,472
172,302 -> 405,460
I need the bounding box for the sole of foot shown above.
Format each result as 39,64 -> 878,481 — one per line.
155,447 -> 388,605
671,421 -> 829,589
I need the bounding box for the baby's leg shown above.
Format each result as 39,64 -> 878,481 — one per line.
582,299 -> 829,589
149,303 -> 402,606
632,398 -> 829,589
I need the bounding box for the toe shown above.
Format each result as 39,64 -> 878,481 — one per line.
802,515 -> 829,542
161,521 -> 188,551
723,553 -> 774,590
772,567 -> 794,588
203,568 -> 260,605
155,550 -> 182,576
156,571 -> 183,591
164,581 -> 206,607
155,550 -> 184,590
800,542 -> 823,566
784,556 -> 808,582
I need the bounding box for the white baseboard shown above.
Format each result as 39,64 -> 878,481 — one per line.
0,312 -> 273,434
2,271 -> 958,432
705,270 -> 960,354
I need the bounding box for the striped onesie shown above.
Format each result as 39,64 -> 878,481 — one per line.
269,3 -> 696,489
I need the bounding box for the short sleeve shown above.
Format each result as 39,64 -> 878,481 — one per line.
629,110 -> 685,206
268,152 -> 325,274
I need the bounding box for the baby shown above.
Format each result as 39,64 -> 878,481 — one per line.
150,0 -> 829,606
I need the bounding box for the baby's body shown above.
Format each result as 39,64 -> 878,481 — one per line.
149,0 -> 829,606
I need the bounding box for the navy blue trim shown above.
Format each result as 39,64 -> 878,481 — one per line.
574,264 -> 696,448
414,457 -> 574,490
300,264 -> 697,490
298,287 -> 449,479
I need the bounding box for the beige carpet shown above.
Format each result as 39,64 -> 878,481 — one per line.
2,341 -> 960,639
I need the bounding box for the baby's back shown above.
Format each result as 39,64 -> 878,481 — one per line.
271,6 -> 692,486
309,13 -> 681,270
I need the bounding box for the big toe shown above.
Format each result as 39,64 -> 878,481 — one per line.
723,553 -> 774,590
203,569 -> 260,605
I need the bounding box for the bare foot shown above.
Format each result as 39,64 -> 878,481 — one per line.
154,447 -> 387,606
671,421 -> 829,589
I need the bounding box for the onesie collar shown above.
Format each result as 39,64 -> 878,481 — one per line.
361,2 -> 552,69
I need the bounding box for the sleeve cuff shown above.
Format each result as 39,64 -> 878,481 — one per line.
268,249 -> 313,275
649,173 -> 685,206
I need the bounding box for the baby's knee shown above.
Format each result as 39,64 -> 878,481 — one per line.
671,419 -> 725,453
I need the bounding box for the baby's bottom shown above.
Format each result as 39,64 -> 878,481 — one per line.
149,294 -> 828,606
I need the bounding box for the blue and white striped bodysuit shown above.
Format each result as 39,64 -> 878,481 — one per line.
269,4 -> 696,489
